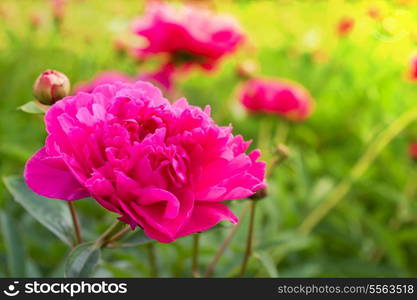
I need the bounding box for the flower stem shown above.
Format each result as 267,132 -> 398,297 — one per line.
68,202 -> 82,246
191,234 -> 200,277
204,202 -> 250,277
147,243 -> 159,277
239,200 -> 257,277
102,225 -> 131,248
298,104 -> 417,235
95,220 -> 122,248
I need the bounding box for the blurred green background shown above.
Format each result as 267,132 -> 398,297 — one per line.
1,0 -> 417,277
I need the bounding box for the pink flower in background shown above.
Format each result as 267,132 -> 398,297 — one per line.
367,6 -> 381,20
24,81 -> 266,243
48,0 -> 68,21
30,13 -> 43,29
240,78 -> 314,121
132,2 -> 245,70
409,142 -> 417,160
337,17 -> 354,37
74,71 -> 133,93
407,53 -> 417,82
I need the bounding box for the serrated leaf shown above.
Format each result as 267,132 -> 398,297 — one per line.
3,175 -> 74,245
65,242 -> 101,278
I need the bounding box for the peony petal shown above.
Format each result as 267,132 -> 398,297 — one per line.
24,148 -> 89,201
177,202 -> 238,237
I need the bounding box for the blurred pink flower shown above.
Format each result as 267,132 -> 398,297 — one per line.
74,71 -> 133,93
30,13 -> 43,29
367,6 -> 381,20
113,38 -> 128,55
337,17 -> 354,37
407,54 -> 417,82
48,0 -> 68,21
240,78 -> 314,122
409,142 -> 417,160
24,81 -> 266,243
132,2 -> 245,70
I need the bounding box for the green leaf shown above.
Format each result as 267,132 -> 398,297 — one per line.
65,242 -> 101,278
17,101 -> 45,114
256,231 -> 312,251
253,251 -> 279,277
3,176 -> 74,245
0,212 -> 26,276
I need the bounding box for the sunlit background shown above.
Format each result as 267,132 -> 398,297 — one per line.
1,0 -> 417,277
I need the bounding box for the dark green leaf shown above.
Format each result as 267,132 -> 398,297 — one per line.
3,176 -> 74,245
65,242 -> 101,278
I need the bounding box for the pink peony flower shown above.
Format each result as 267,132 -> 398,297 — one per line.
239,78 -> 314,121
24,81 -> 266,243
74,71 -> 133,93
337,17 -> 354,37
132,2 -> 244,70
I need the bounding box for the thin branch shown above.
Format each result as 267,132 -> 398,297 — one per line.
204,202 -> 250,277
68,202 -> 82,246
239,200 -> 256,277
102,225 -> 131,248
95,220 -> 121,248
192,234 -> 200,277
147,243 -> 159,277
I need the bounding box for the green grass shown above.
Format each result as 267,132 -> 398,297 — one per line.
1,0 -> 417,277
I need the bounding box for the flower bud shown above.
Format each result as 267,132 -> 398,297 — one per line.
236,59 -> 258,79
250,187 -> 267,200
33,70 -> 70,105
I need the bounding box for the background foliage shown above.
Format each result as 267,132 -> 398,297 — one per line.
1,0 -> 417,277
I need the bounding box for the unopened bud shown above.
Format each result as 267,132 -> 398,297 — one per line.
250,187 -> 267,200
33,69 -> 70,105
236,60 -> 258,79
275,144 -> 290,161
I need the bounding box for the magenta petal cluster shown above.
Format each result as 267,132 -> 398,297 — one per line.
24,81 -> 266,243
132,2 -> 244,70
240,78 -> 314,121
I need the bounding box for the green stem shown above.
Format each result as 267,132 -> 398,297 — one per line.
239,200 -> 257,277
204,202 -> 250,277
147,243 -> 159,277
191,234 -> 200,277
275,120 -> 289,145
95,220 -> 122,248
68,202 -> 82,246
102,225 -> 131,248
298,105 -> 417,235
